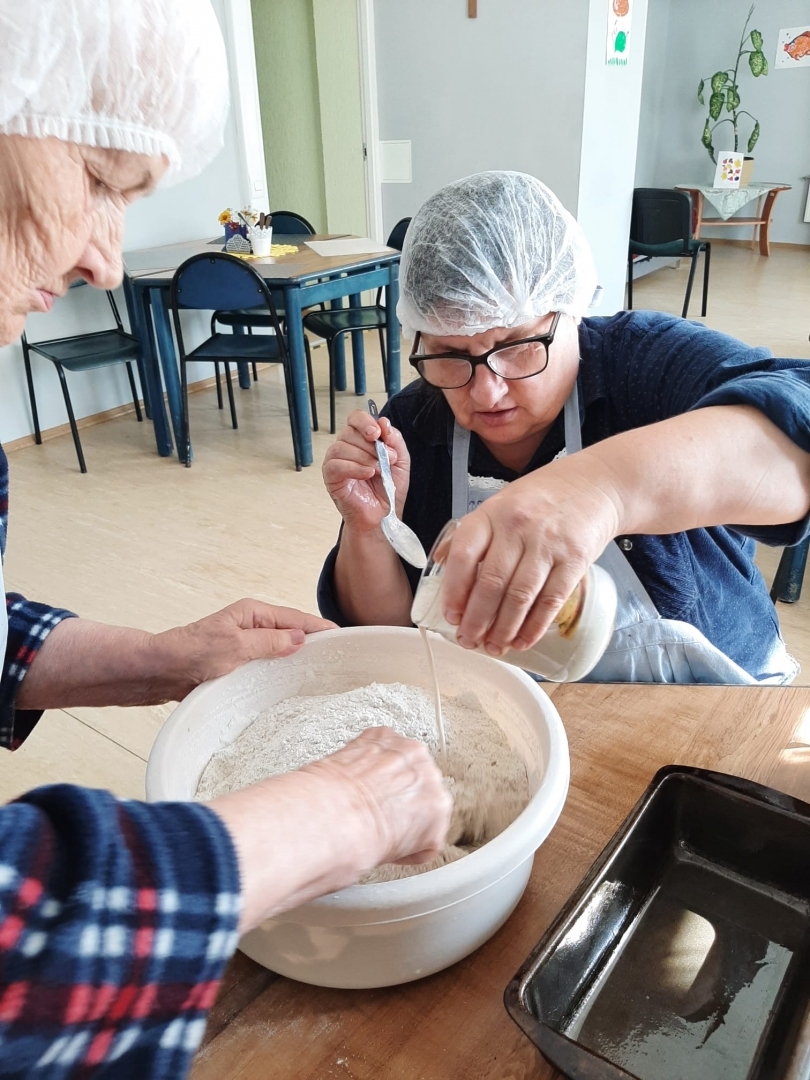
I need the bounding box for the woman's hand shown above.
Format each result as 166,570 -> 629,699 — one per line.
441,459 -> 622,656
154,600 -> 337,699
17,602 -> 336,711
323,410 -> 411,535
210,726 -> 452,932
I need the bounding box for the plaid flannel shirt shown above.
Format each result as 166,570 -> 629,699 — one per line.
0,444 -> 76,751
0,447 -> 243,1076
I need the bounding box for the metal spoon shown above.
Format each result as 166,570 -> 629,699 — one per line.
367,399 -> 427,569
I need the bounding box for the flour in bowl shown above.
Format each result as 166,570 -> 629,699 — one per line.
195,681 -> 530,882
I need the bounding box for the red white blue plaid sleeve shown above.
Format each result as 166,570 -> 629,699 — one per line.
0,785 -> 242,1079
0,444 -> 77,751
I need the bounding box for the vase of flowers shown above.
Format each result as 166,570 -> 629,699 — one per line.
218,207 -> 258,243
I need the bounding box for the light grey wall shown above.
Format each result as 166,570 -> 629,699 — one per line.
635,0 -> 673,188
636,0 -> 810,245
578,0 -> 650,313
373,0 -> 591,236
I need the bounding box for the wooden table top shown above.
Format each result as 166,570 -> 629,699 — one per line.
123,235 -> 399,286
191,683 -> 810,1080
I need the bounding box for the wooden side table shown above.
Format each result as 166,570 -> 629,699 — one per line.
676,183 -> 791,256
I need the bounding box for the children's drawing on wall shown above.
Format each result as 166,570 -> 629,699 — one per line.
607,0 -> 631,66
775,27 -> 810,69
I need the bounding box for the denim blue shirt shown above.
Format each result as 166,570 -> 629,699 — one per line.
318,310 -> 810,681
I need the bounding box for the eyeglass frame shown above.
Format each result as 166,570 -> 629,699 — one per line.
407,311 -> 562,389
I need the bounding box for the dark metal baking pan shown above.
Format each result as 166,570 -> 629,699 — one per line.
505,766 -> 810,1080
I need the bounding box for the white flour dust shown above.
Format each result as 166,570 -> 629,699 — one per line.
196,682 -> 530,883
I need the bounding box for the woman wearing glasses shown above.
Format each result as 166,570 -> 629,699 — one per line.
320,171 -> 810,684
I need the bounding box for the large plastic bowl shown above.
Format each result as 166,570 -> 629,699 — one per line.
145,627 -> 569,988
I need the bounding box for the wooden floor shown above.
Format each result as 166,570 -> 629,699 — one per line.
1,241 -> 809,802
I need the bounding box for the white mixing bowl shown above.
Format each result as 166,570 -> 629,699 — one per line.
145,627 -> 569,989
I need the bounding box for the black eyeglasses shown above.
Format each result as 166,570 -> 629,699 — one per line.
408,312 -> 562,389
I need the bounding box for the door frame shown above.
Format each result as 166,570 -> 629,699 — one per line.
357,0 -> 385,241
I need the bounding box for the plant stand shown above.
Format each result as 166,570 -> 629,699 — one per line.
675,183 -> 791,255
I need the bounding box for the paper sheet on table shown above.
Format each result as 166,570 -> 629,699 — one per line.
305,238 -> 392,257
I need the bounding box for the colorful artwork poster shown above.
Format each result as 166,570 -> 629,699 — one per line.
775,26 -> 810,69
713,151 -> 745,189
606,0 -> 631,66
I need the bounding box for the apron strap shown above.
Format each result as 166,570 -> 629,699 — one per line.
451,421 -> 472,520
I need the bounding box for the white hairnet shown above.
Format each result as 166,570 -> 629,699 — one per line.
0,0 -> 229,185
398,171 -> 598,338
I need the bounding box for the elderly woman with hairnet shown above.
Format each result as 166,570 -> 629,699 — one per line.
321,171 -> 810,684
0,2 -> 450,1076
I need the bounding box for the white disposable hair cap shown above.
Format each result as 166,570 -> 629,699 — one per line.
0,0 -> 230,186
398,171 -> 598,338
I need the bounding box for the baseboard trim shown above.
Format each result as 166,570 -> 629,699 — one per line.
4,366 -> 274,455
699,237 -> 810,251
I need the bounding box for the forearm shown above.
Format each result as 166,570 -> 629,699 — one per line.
209,770 -> 372,934
334,527 -> 414,626
559,405 -> 810,537
16,618 -> 182,709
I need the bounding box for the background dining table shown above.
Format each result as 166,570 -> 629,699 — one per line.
123,235 -> 401,467
188,681 -> 810,1079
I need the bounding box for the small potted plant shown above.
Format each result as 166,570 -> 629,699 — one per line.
697,4 -> 768,181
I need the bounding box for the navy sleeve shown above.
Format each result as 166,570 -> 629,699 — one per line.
0,786 -> 241,1079
581,312 -> 810,545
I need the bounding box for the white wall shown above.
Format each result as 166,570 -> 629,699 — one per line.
373,0 -> 592,236
0,0 -> 252,445
578,0 -> 650,313
636,0 -> 810,245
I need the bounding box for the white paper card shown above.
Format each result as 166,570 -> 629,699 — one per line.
713,151 -> 744,188
305,239 -> 392,257
775,26 -> 810,69
606,0 -> 632,66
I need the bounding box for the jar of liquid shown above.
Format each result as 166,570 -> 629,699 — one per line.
410,519 -> 618,682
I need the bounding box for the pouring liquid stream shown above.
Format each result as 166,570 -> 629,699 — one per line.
420,627 -> 449,773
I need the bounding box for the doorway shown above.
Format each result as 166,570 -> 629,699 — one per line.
250,0 -> 379,237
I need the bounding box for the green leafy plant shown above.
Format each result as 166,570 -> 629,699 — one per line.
697,5 -> 768,164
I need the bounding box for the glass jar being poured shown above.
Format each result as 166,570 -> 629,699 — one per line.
411,519 -> 618,682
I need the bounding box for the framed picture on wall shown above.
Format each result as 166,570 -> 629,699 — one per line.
775,26 -> 810,69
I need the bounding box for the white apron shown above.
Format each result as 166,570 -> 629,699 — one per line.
450,390 -> 796,684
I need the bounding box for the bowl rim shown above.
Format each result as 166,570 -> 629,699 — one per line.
146,626 -> 570,917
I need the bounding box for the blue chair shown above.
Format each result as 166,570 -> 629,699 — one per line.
302,217 -> 411,433
21,288 -> 143,473
170,253 -> 308,471
267,210 -> 317,236
627,188 -> 711,319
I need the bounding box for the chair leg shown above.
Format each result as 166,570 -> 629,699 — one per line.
281,361 -> 303,472
771,539 -> 810,604
304,335 -> 319,432
55,363 -> 86,473
627,254 -> 634,311
180,359 -> 192,468
214,362 -> 223,410
378,327 -> 388,390
328,338 -> 337,436
21,341 -> 42,444
126,363 -> 143,422
701,242 -> 711,317
252,362 -> 258,382
224,363 -> 238,429
682,250 -> 700,319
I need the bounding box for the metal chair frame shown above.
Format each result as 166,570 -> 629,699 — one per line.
21,290 -> 143,473
627,189 -> 711,319
170,252 -> 304,470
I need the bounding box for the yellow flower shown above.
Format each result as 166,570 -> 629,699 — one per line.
218,209 -> 232,225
